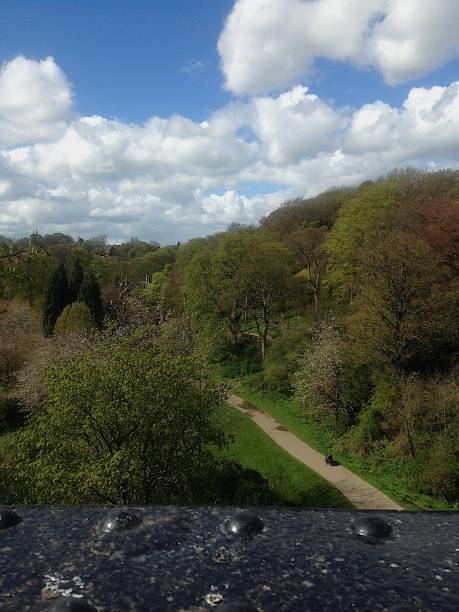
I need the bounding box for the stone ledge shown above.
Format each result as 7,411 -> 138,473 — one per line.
0,506 -> 458,611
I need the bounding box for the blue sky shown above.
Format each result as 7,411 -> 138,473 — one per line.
1,0 -> 234,122
1,0 -> 459,244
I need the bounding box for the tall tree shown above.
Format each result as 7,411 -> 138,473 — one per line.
67,257 -> 85,303
349,232 -> 457,373
244,240 -> 295,360
79,268 -> 105,328
42,263 -> 70,336
287,226 -> 328,311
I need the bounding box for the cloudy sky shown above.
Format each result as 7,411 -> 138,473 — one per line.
1,0 -> 459,244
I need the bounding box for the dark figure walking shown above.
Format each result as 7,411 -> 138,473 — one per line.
325,453 -> 333,465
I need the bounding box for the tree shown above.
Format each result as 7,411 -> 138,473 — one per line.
349,232 -> 457,373
324,178 -> 399,302
1,329 -> 230,504
67,258 -> 85,303
244,240 -> 295,360
54,303 -> 96,335
287,226 -> 328,310
79,269 -> 104,328
42,263 -> 70,336
0,301 -> 43,387
293,316 -> 347,425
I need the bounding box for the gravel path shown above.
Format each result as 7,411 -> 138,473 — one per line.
227,393 -> 403,510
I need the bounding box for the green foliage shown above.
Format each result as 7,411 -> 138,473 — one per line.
261,326 -> 310,395
325,177 -> 399,301
41,263 -> 70,336
67,258 -> 85,303
54,303 -> 95,335
422,434 -> 459,501
79,268 -> 104,327
1,329 -> 228,504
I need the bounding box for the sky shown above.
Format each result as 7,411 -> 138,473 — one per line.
1,0 -> 459,244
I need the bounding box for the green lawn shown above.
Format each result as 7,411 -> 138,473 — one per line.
212,403 -> 352,508
227,378 -> 459,511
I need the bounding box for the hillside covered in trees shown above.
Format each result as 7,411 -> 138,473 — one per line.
0,168 -> 458,508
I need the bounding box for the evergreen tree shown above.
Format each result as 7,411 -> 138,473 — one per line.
67,257 -> 85,303
42,263 -> 70,336
79,268 -> 104,328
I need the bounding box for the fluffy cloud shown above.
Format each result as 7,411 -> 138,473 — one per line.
2,56 -> 459,242
0,56 -> 74,146
218,0 -> 459,95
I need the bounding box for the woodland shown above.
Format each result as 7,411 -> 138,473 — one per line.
0,168 -> 458,508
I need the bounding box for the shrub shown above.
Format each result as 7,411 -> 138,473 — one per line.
54,302 -> 95,335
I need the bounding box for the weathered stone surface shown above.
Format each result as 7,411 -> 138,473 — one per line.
0,507 -> 458,611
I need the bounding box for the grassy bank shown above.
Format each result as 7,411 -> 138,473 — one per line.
213,404 -> 352,508
227,377 -> 459,511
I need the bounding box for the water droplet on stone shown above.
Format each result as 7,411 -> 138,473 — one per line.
224,512 -> 264,537
103,511 -> 141,533
352,516 -> 392,541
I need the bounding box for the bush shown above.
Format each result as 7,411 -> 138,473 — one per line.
216,340 -> 262,378
262,327 -> 310,395
54,302 -> 95,335
422,436 -> 459,502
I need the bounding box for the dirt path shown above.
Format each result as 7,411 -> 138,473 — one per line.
227,393 -> 403,511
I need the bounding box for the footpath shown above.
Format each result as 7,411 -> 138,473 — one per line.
227,393 -> 403,510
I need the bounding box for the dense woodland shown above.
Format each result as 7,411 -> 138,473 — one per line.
0,168 -> 458,507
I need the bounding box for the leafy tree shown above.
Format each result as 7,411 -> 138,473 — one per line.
143,264 -> 173,324
293,316 -> 347,425
55,303 -> 95,335
79,269 -> 104,328
1,330 -> 229,504
244,239 -> 295,360
42,263 -> 70,336
349,232 -> 457,372
325,178 -> 399,302
287,226 -> 328,310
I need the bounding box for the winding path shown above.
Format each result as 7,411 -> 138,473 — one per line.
227,393 -> 403,511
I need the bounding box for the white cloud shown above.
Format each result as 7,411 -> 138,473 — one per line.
2,57 -> 459,242
251,85 -> 345,165
218,0 -> 459,95
0,56 -> 74,146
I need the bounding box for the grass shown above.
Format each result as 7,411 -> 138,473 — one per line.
227,377 -> 459,511
0,431 -> 14,464
212,403 -> 352,508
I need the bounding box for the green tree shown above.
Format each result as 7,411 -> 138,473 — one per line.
1,330 -> 227,504
54,303 -> 95,335
79,269 -> 104,328
41,263 -> 70,336
349,232 -> 457,373
244,240 -> 295,360
287,226 -> 328,311
325,178 -> 399,302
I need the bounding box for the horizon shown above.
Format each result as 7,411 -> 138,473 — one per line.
2,0 -> 459,243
